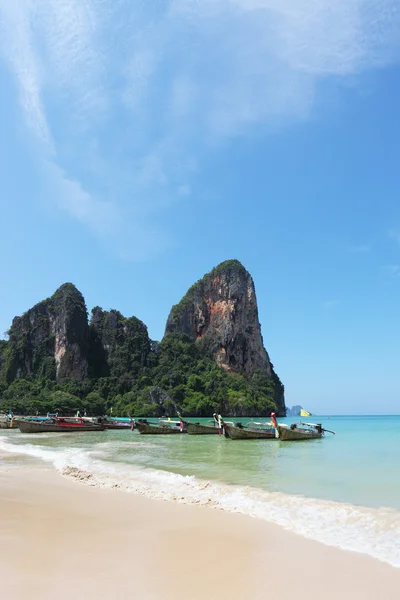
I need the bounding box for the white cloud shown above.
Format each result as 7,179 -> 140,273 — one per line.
1,0 -> 400,259
0,1 -> 52,149
162,0 -> 400,134
228,0 -> 400,75
43,160 -> 172,260
44,162 -> 120,235
36,0 -> 106,119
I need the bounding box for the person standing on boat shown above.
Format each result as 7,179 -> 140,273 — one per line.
212,413 -> 223,435
217,414 -> 223,436
270,413 -> 279,438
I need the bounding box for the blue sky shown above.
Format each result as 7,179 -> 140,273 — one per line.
1,1 -> 400,414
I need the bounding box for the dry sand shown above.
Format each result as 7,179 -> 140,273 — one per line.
0,467 -> 398,600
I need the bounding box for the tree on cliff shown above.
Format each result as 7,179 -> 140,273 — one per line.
0,261 -> 285,417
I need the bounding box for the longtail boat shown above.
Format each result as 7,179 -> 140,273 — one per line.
277,421 -> 335,441
101,418 -> 132,430
16,418 -> 104,434
178,412 -> 223,435
135,418 -> 187,434
186,421 -> 220,435
0,419 -> 18,429
223,420 -> 277,440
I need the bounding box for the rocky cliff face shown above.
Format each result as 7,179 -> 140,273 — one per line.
5,283 -> 89,383
165,260 -> 285,413
4,286 -> 154,387
166,260 -> 270,375
2,263 -> 285,417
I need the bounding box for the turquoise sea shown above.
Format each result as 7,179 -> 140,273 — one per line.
1,415 -> 399,567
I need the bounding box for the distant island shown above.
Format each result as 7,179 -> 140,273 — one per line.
0,260 -> 285,417
287,405 -> 304,417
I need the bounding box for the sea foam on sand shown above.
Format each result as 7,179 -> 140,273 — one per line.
0,436 -> 399,568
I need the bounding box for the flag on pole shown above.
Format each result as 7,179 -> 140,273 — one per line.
300,408 -> 311,417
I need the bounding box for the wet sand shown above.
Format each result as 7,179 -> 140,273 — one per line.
0,467 -> 398,600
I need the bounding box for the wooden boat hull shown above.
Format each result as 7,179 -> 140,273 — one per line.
16,420 -> 104,433
136,421 -> 186,434
224,424 -> 276,440
102,422 -> 132,430
186,422 -> 219,435
0,421 -> 18,429
277,425 -> 322,441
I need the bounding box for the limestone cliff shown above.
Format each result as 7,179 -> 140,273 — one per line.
3,287 -> 154,387
2,264 -> 285,417
166,260 -> 271,375
5,283 -> 89,383
165,260 -> 285,413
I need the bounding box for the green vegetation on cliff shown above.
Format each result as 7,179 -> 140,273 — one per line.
89,307 -> 156,379
0,332 -> 280,417
0,264 -> 285,417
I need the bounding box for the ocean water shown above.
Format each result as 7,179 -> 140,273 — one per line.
1,415 -> 399,567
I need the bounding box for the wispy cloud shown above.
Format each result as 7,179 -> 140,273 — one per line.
44,162 -> 119,235
0,2 -> 52,149
1,1 -> 400,258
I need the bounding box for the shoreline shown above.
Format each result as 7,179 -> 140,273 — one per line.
0,466 -> 399,600
1,432 -> 399,568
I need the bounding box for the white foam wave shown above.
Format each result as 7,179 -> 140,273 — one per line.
0,437 -> 398,567
15,433 -> 59,439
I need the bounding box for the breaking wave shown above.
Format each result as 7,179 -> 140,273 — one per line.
0,436 -> 398,567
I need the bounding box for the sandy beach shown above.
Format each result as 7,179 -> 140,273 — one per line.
0,467 -> 398,600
